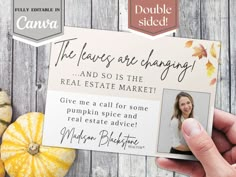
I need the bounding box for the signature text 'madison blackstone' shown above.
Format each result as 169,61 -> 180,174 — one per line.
60,127 -> 139,150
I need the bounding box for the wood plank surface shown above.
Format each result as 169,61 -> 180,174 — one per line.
230,0 -> 236,114
36,45 -> 50,113
201,0 -> 230,112
177,0 -> 201,39
65,1 -> 92,176
119,0 -> 128,32
0,0 -> 236,177
12,42 -> 37,120
0,0 -> 12,95
65,0 -> 92,28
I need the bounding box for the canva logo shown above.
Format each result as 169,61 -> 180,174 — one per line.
16,16 -> 58,30
13,0 -> 64,45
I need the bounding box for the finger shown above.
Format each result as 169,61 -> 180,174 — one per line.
214,109 -> 236,144
212,129 -> 232,153
223,146 -> 236,164
182,118 -> 232,174
156,158 -> 205,177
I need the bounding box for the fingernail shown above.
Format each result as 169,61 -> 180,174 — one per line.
183,119 -> 202,137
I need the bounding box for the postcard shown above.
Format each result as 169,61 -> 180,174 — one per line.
42,27 -> 220,160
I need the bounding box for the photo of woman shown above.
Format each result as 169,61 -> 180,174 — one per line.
157,89 -> 210,159
170,92 -> 194,155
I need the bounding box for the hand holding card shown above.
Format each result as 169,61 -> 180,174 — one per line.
157,109 -> 236,176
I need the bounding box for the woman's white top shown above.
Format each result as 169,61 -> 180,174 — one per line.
170,116 -> 188,147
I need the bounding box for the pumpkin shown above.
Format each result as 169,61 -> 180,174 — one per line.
0,158 -> 5,177
0,88 -> 12,137
0,112 -> 76,177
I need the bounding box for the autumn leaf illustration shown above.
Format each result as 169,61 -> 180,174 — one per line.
210,43 -> 217,58
206,60 -> 215,77
210,78 -> 217,86
192,44 -> 207,59
185,40 -> 193,48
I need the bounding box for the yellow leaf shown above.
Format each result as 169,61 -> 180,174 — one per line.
185,40 -> 193,48
192,44 -> 207,59
206,60 -> 215,77
210,43 -> 217,58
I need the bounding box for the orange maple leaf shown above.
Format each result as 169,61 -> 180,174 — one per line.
210,43 -> 217,58
206,60 -> 215,77
185,40 -> 193,48
192,44 -> 207,59
210,78 -> 217,86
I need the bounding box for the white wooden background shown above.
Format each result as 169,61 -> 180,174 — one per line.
0,0 -> 236,177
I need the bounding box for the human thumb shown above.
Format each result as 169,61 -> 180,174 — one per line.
182,118 -> 232,175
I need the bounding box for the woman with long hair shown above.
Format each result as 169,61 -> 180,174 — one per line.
170,91 -> 194,155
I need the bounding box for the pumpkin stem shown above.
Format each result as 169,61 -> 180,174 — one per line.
28,143 -> 40,155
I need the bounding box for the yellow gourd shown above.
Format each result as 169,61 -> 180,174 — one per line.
0,88 -> 12,137
0,156 -> 5,177
0,112 -> 76,177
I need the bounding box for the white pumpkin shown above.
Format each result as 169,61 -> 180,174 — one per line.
0,88 -> 12,137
